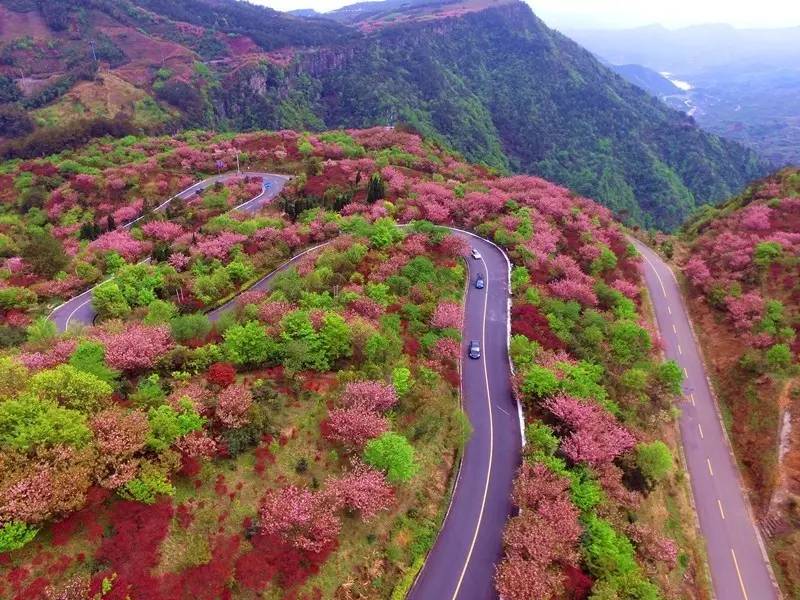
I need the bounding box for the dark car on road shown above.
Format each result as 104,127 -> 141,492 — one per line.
468,340 -> 481,359
475,274 -> 485,289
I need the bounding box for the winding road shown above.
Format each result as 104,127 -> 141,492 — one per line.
633,239 -> 780,600
48,170 -> 774,600
49,172 -> 289,332
408,231 -> 521,600
48,182 -> 524,598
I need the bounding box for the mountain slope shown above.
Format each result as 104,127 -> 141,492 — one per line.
0,0 -> 768,229
264,1 -> 766,229
609,64 -> 680,97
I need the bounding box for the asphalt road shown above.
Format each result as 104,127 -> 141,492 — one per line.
408,231 -> 521,600
633,239 -> 779,600
49,172 -> 288,331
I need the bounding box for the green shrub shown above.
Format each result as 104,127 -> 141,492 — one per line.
525,421 -> 558,455
364,432 -> 418,483
69,341 -> 119,386
120,464 -> 175,504
392,367 -> 414,396
0,521 -> 39,552
765,343 -> 793,372
635,441 -> 674,484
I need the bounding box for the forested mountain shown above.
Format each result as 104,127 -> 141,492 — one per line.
0,0 -> 768,229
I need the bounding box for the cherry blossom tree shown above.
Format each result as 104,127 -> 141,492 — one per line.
495,554 -> 565,600
612,278 -> 639,299
91,408 -> 149,456
141,221 -> 185,242
324,406 -> 389,448
626,523 -> 678,570
740,204 -> 773,231
725,291 -> 765,331
90,230 -> 151,262
545,394 -> 636,465
95,324 -> 172,371
259,486 -> 341,553
495,462 -> 582,600
18,340 -> 77,371
549,278 -> 598,307
90,408 -> 149,488
215,384 -> 252,428
339,380 -> 398,412
433,337 -> 461,361
191,232 -> 248,261
683,256 -> 712,290
431,301 -> 463,329
325,462 -> 394,520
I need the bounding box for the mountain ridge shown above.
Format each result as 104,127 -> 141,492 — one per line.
0,0 -> 769,229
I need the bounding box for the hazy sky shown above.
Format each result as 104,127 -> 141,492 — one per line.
255,0 -> 800,29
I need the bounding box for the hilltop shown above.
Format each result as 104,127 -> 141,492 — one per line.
0,0 -> 768,229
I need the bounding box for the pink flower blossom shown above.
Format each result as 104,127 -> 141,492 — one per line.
216,384 -> 253,428
168,253 -> 191,270
141,221 -> 185,242
94,324 -> 172,371
431,301 -> 463,329
549,279 -> 598,306
433,337 -> 460,361
18,340 -> 77,371
324,462 -> 395,520
725,291 -> 764,331
545,394 -> 635,466
740,204 -> 773,231
4,256 -> 24,274
339,380 -> 398,412
259,486 -> 341,553
191,232 -> 247,261
612,278 -> 639,299
324,406 -> 389,448
90,230 -> 150,262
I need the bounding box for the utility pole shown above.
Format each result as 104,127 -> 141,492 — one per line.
89,40 -> 97,62
236,150 -> 240,175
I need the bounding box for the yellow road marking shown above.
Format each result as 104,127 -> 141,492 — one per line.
718,499 -> 726,519
698,423 -> 703,438
451,254 -> 494,600
731,548 -> 749,600
707,458 -> 714,476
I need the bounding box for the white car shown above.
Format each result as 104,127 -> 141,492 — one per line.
471,248 -> 482,260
